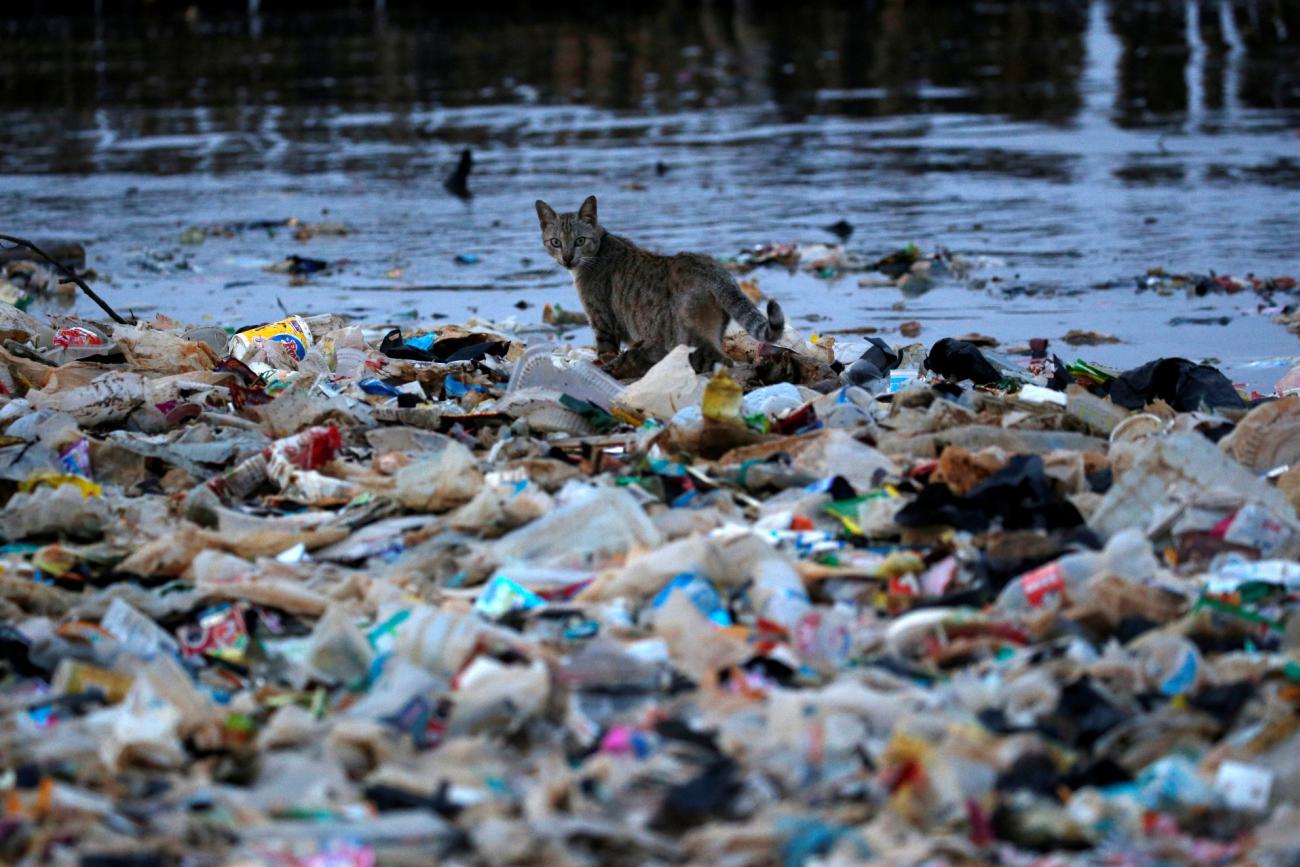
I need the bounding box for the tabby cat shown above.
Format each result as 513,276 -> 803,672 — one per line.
534,195 -> 784,375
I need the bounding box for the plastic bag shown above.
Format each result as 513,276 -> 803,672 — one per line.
391,436 -> 483,512
489,486 -> 662,571
616,346 -> 704,420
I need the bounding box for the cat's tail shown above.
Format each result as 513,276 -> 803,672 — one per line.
713,279 -> 785,343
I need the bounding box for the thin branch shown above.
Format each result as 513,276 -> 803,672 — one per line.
0,234 -> 131,325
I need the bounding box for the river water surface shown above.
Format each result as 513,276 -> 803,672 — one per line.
1,0 -> 1297,388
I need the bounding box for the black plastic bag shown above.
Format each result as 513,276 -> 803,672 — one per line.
379,328 -> 437,361
924,338 -> 1001,385
896,454 -> 1084,532
1107,357 -> 1244,412
1038,676 -> 1128,751
379,328 -> 511,364
845,337 -> 902,388
654,758 -> 742,829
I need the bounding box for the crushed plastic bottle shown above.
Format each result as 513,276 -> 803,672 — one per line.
701,367 -> 743,423
995,528 -> 1156,611
2,293 -> 1299,865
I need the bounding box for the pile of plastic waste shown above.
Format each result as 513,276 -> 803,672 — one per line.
2,296 -> 1300,866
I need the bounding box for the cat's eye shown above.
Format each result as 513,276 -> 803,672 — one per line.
575,238 -> 586,246
549,239 -> 560,248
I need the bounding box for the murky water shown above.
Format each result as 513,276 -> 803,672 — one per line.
1,0 -> 1298,388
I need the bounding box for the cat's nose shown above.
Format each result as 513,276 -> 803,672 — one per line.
562,254 -> 574,267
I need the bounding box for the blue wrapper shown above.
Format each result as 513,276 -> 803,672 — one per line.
651,573 -> 731,627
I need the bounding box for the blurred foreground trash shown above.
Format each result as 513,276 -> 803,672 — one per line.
2,302 -> 1300,865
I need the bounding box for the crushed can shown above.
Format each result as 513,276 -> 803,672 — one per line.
228,315 -> 313,361
177,603 -> 251,664
52,326 -> 105,348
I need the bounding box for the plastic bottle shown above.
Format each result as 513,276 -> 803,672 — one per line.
101,597 -> 181,661
702,368 -> 743,423
750,556 -> 813,630
995,528 -> 1156,612
741,383 -> 804,418
393,607 -> 493,679
995,550 -> 1104,612
1133,634 -> 1202,696
265,425 -> 341,471
560,637 -> 666,693
333,345 -> 368,379
307,606 -> 375,686
715,461 -> 818,493
792,606 -> 855,672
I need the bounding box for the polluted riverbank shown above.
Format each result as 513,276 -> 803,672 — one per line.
3,1 -> 1300,860
4,1 -> 1300,391
3,274 -> 1300,864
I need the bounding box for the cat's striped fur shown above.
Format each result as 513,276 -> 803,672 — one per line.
535,195 -> 784,375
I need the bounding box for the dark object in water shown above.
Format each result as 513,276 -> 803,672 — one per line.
872,245 -> 920,278
824,219 -> 854,241
1168,315 -> 1232,326
0,238 -> 85,269
0,233 -> 127,324
282,255 -> 329,275
655,160 -> 669,176
445,149 -> 473,200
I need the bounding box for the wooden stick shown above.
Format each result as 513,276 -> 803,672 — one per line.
0,234 -> 130,325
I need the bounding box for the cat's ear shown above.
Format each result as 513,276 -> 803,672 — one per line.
535,200 -> 557,228
578,195 -> 598,226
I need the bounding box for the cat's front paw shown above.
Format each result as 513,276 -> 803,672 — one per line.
689,344 -> 730,374
605,349 -> 649,380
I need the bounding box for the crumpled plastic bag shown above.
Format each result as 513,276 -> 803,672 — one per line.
391,436 -> 483,512
1220,395 -> 1300,472
0,481 -> 109,541
721,428 -> 898,492
189,549 -> 330,615
488,486 -> 662,572
0,301 -> 54,346
448,476 -> 554,536
27,371 -> 147,426
617,345 -> 705,420
255,386 -> 370,438
88,677 -> 187,772
897,453 -> 1084,533
117,525 -> 213,577
447,656 -> 550,737
111,322 -> 220,373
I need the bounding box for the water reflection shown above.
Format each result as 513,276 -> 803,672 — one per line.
0,1 -> 1297,390
0,1 -> 1295,174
